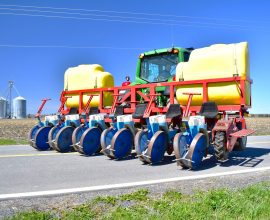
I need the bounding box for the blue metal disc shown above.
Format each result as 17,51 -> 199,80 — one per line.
72,125 -> 88,154
111,128 -> 133,159
48,125 -> 63,150
148,131 -> 167,164
189,133 -> 207,169
134,130 -> 148,156
80,127 -> 102,156
173,133 -> 189,161
73,126 -> 88,145
34,126 -> 52,151
55,126 -> 75,152
100,128 -> 117,157
29,124 -> 41,148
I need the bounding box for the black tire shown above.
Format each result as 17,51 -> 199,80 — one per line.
214,131 -> 228,161
233,123 -> 247,151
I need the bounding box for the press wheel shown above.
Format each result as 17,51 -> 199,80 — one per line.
34,126 -> 52,151
111,128 -> 133,159
54,126 -> 75,153
185,133 -> 207,169
145,131 -> 167,164
80,127 -> 102,156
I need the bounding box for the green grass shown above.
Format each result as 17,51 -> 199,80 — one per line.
0,139 -> 18,145
0,138 -> 28,145
7,182 -> 270,220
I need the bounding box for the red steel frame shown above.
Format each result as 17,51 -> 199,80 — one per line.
59,76 -> 252,117
35,98 -> 51,118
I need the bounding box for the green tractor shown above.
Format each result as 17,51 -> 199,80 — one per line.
127,47 -> 192,106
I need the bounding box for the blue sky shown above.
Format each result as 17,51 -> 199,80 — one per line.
0,0 -> 269,114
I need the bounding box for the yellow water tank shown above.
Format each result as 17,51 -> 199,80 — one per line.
175,42 -> 251,106
64,64 -> 114,108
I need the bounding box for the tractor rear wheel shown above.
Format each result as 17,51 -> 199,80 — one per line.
214,131 -> 228,161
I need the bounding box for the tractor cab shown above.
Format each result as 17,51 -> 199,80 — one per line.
132,47 -> 192,85
129,47 -> 192,107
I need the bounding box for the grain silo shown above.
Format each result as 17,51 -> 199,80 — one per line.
13,96 -> 27,119
0,97 -> 8,119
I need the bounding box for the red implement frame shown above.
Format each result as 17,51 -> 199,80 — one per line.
35,98 -> 51,118
82,94 -> 98,115
182,92 -> 201,117
59,76 -> 252,117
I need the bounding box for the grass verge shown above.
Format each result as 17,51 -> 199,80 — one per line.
7,182 -> 270,220
0,139 -> 28,145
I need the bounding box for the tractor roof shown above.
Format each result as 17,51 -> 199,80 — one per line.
141,47 -> 190,57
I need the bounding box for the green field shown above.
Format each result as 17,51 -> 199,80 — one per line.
7,182 -> 270,220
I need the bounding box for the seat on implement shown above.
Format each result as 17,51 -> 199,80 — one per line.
199,102 -> 218,119
89,107 -> 99,115
114,105 -> 124,116
132,104 -> 148,119
106,105 -> 124,119
166,104 -> 182,120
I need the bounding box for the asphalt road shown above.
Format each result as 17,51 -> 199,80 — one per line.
0,136 -> 270,199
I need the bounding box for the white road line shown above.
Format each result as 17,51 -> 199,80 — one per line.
0,166 -> 270,200
0,152 -> 78,158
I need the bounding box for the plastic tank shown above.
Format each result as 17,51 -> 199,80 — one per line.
175,42 -> 251,106
13,96 -> 27,119
0,97 -> 7,119
64,64 -> 114,108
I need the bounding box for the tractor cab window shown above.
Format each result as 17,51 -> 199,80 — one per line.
140,53 -> 178,83
184,52 -> 191,61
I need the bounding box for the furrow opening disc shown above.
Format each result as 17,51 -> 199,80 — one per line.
134,130 -> 148,156
173,133 -> 189,167
48,125 -> 63,151
100,128 -> 117,158
72,125 -> 88,154
28,124 -> 41,148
